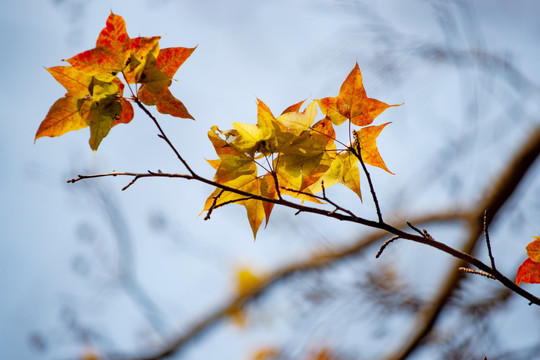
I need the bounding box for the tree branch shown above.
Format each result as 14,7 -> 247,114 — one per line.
380,124 -> 540,360
106,211 -> 467,360
67,96 -> 540,360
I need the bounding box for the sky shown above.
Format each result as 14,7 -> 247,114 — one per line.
1,0 -> 540,359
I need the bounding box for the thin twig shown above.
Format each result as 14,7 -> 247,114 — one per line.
204,190 -> 224,220
484,210 -> 497,270
107,212 -> 468,360
458,267 -> 496,280
135,99 -> 196,176
407,222 -> 424,237
376,235 -> 401,258
352,130 -> 383,223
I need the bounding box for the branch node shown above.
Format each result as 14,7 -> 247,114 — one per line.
422,229 -> 434,241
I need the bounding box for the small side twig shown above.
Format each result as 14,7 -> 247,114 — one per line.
376,235 -> 401,258
483,210 -> 497,270
458,267 -> 496,280
204,190 -> 224,220
407,222 -> 424,236
352,130 -> 383,223
282,186 -> 359,220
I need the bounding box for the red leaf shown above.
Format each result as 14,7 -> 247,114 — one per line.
516,258 -> 540,285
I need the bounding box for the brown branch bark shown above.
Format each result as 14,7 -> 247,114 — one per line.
67,94 -> 540,359
103,123 -> 540,360
107,211 -> 466,360
380,124 -> 540,360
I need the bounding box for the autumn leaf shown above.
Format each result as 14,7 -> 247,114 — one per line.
35,94 -> 89,140
36,64 -> 134,151
308,150 -> 362,200
38,12 -> 194,151
203,126 -> 278,238
526,236 -> 540,262
354,123 -> 394,174
66,12 -> 160,81
78,78 -> 129,150
136,46 -> 196,119
516,258 -> 540,285
251,348 -> 279,360
317,63 -> 400,126
45,66 -> 92,98
226,267 -> 265,326
138,86 -> 192,119
203,66 -> 399,237
231,99 -> 279,156
516,236 -> 540,285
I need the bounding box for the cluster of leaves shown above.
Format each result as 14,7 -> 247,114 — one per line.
35,12 -> 195,151
516,236 -> 540,285
203,64 -> 400,238
36,12 -> 540,301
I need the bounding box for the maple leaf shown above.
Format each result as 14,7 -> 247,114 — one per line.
516,258 -> 540,285
231,99 -> 279,156
308,150 -> 362,200
35,66 -> 92,141
526,236 -> 540,262
516,236 -> 540,285
136,46 -> 196,119
354,123 -> 394,174
203,127 -> 278,238
36,66 -> 134,151
67,12 -> 160,81
274,114 -> 336,201
317,63 -> 400,126
80,77 -> 131,150
35,94 -> 89,140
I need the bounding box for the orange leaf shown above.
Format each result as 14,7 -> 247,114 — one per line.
317,63 -> 400,126
46,66 -> 92,97
35,94 -> 88,140
526,236 -> 540,263
251,348 -> 279,360
516,258 -> 540,285
67,12 -> 160,81
356,123 -> 394,174
226,267 -> 265,326
138,86 -> 193,119
136,46 -> 195,119
281,98 -> 306,115
114,98 -> 134,126
157,46 -> 197,79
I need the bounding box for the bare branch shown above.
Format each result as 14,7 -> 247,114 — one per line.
380,124 -> 540,360
107,211 -> 467,360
